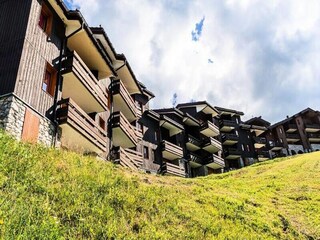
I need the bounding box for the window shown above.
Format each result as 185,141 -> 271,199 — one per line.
279,128 -> 283,134
235,130 -> 238,136
241,144 -> 245,151
246,145 -> 250,152
143,146 -> 149,159
99,117 -> 106,130
38,3 -> 52,35
42,63 -> 57,97
152,149 -> 156,161
155,131 -> 158,142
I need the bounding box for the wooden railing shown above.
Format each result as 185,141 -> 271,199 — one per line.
220,119 -> 237,127
62,51 -> 108,110
114,147 -> 143,170
201,120 -> 219,136
286,133 -> 300,139
56,98 -> 107,151
111,111 -> 137,145
204,137 -> 222,150
207,154 -> 225,167
166,162 -> 185,177
110,79 -> 137,119
187,134 -> 201,147
222,133 -> 239,141
162,140 -> 183,158
253,136 -> 267,144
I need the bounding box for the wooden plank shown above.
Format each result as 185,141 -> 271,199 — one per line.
21,108 -> 39,143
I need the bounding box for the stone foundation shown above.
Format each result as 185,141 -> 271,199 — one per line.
311,144 -> 320,151
0,94 -> 59,147
288,144 -> 305,155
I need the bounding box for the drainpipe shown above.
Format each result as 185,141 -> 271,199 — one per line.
52,24 -> 83,147
107,77 -> 115,161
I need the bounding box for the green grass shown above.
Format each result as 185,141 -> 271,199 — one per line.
0,131 -> 319,239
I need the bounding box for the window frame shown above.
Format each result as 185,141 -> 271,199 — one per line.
38,2 -> 53,35
143,146 -> 149,159
42,63 -> 57,97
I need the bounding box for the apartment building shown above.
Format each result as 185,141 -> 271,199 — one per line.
268,108 -> 320,156
244,117 -> 271,162
0,0 -> 117,159
1,0 -> 319,178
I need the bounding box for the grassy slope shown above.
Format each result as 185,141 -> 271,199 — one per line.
0,132 -> 319,239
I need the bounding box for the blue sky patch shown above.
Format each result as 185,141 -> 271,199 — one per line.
191,17 -> 205,41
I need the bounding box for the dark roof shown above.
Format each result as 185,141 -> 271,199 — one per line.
269,107 -> 317,129
54,1 -> 116,76
245,116 -> 270,127
215,106 -> 244,116
153,108 -> 184,119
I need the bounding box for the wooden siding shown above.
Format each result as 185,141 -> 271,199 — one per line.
0,0 -> 32,95
14,0 -> 64,116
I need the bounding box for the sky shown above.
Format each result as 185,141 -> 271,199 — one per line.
64,0 -> 320,123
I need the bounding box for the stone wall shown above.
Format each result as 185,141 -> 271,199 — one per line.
311,144 -> 320,151
288,144 -> 305,155
0,94 -> 59,147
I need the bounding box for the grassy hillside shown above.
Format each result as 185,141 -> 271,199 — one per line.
0,132 -> 319,239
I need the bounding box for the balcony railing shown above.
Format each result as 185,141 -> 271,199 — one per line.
206,154 -> 225,169
61,51 -> 108,112
162,140 -> 183,160
200,120 -> 219,137
221,133 -> 239,145
253,136 -> 267,149
186,134 -> 201,151
203,137 -> 222,153
110,111 -> 137,148
165,162 -> 186,177
269,141 -> 284,151
257,151 -> 270,161
285,133 -> 300,142
56,98 -> 107,153
305,124 -> 320,133
110,79 -> 137,122
219,119 -> 237,132
224,148 -> 242,160
285,124 -> 298,133
188,152 -> 202,166
112,146 -> 143,170
307,133 -> 320,142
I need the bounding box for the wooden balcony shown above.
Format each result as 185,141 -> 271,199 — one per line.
188,152 -> 202,168
161,140 -> 183,160
269,141 -> 284,151
186,134 -> 201,151
253,136 -> 267,149
206,154 -> 225,169
286,133 -> 300,143
56,98 -> 107,154
203,137 -> 222,153
285,124 -> 298,133
165,162 -> 186,177
61,51 -> 108,113
200,120 -> 219,137
224,148 -> 241,160
110,79 -> 137,122
110,111 -> 137,148
221,133 -> 239,145
307,133 -> 320,143
257,151 -> 270,161
305,124 -> 320,133
112,147 -> 143,170
219,119 -> 236,132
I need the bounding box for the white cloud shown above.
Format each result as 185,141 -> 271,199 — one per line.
66,0 -> 320,123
